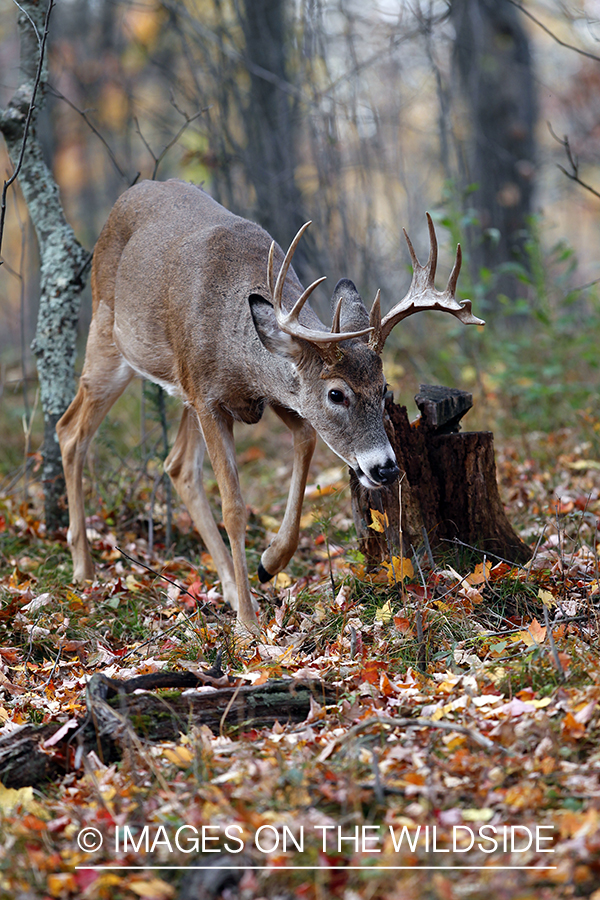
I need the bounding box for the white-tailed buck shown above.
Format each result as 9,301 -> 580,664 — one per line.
57,179 -> 483,633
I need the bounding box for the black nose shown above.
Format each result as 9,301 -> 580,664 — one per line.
370,461 -> 400,486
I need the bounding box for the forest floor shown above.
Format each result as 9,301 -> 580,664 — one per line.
1,413 -> 600,900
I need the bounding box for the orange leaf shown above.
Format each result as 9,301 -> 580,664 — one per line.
561,711 -> 586,740
466,561 -> 491,585
379,672 -> 396,697
361,660 -> 386,685
393,615 -> 413,635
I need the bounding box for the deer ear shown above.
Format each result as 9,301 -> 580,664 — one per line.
249,294 -> 300,360
331,279 -> 370,337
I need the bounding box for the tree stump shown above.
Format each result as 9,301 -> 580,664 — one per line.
350,385 -> 531,566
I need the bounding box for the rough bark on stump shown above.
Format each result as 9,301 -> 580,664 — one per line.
351,386 -> 531,566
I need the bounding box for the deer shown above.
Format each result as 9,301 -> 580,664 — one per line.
56,179 -> 483,634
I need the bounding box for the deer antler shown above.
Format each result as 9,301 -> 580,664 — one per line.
268,223 -> 373,345
368,213 -> 484,354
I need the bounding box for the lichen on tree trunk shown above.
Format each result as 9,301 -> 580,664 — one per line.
0,0 -> 88,529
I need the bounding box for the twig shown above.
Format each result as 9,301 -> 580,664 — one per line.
134,107 -> 204,181
116,546 -> 225,625
219,680 -> 244,738
46,83 -> 130,181
543,603 -> 565,682
119,606 -> 210,662
421,524 -> 435,570
506,0 -> 600,64
548,123 -> 600,200
320,714 -> 504,758
0,0 -> 54,260
442,538 -> 529,569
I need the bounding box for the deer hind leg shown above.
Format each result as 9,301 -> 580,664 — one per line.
258,406 -> 316,583
164,406 -> 239,613
57,319 -> 134,582
190,404 -> 259,633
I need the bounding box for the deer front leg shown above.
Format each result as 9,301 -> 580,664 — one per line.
195,405 -> 259,635
164,406 -> 239,613
258,406 -> 316,583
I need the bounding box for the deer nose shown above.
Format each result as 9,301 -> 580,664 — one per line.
370,461 -> 399,485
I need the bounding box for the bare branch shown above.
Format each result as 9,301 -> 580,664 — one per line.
548,123 -> 600,200
506,0 -> 600,63
46,84 -> 130,181
0,0 -> 54,260
134,105 -> 204,181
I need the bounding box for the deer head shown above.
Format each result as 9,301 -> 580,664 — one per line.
249,213 -> 483,490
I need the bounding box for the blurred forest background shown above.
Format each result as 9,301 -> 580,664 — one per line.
1,0 -> 600,494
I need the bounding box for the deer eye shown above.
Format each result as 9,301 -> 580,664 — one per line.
328,389 -> 346,405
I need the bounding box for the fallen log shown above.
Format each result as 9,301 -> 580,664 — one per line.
0,675 -> 336,789
351,385 -> 531,566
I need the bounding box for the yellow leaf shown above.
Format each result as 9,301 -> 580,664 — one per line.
47,874 -> 77,897
274,571 -> 292,589
382,556 -> 414,584
163,746 -> 194,767
538,589 -> 556,607
368,509 -> 389,533
0,784 -> 34,813
125,575 -> 142,592
462,808 -> 494,822
128,879 -> 176,899
375,599 -> 393,624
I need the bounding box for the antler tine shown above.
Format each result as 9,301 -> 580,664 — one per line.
287,276 -> 328,322
267,241 -> 276,297
331,296 -> 343,334
446,242 -> 462,295
371,215 -> 484,354
272,221 -> 312,312
267,223 -> 374,346
425,211 -> 438,285
367,289 -> 382,352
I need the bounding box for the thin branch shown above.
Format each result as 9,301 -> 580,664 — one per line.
548,123 -> 600,200
116,546 -> 226,626
11,0 -> 42,48
0,0 -> 54,260
319,714 -> 504,758
134,105 -> 204,181
506,0 -> 600,63
45,83 -> 129,181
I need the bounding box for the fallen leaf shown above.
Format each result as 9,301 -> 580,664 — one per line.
368,509 -> 389,533
375,599 -> 393,624
466,561 -> 491,585
382,556 -> 414,584
561,711 -> 586,740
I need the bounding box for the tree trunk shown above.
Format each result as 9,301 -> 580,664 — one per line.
451,0 -> 536,300
237,0 -> 310,281
0,1 -> 89,529
351,387 -> 531,567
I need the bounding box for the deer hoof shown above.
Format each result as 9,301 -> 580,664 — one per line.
257,562 -> 274,584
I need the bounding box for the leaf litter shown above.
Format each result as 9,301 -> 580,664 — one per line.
0,432 -> 599,898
